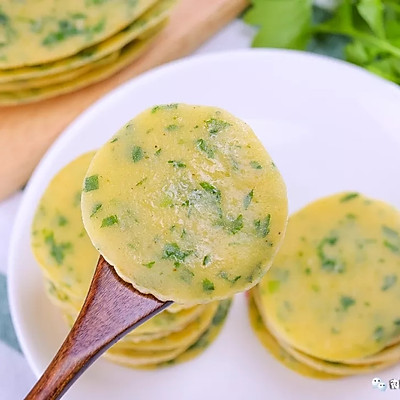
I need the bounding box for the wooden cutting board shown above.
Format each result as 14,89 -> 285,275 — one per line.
0,0 -> 248,200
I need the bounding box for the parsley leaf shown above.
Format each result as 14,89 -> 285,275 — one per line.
244,0 -> 312,49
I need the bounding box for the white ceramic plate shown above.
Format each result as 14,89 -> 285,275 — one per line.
9,49 -> 400,400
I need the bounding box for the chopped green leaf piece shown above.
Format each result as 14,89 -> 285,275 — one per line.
132,146 -> 144,162
340,296 -> 356,311
110,138 -> 118,143
317,236 -> 345,273
250,161 -> 262,169
90,203 -> 102,217
180,268 -> 195,283
383,225 -> 399,238
203,254 -> 211,265
382,275 -> 397,291
244,189 -> 254,209
340,192 -> 359,202
165,124 -> 179,132
151,104 -> 178,113
200,182 -> 221,202
218,271 -> 241,284
229,215 -> 243,234
196,138 -> 215,158
101,215 -> 118,227
254,215 -> 271,238
142,261 -> 155,269
58,215 -> 68,226
136,177 -> 147,186
44,231 -> 71,265
374,326 -> 384,342
168,160 -> 186,168
202,279 -> 215,292
155,148 -> 162,156
205,118 -> 231,135
162,243 -> 192,262
384,240 -> 400,253
84,175 -> 99,192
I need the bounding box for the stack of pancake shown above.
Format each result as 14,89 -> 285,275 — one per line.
249,192 -> 400,378
31,151 -> 231,369
0,0 -> 176,106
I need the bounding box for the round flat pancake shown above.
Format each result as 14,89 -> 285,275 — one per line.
115,301 -> 218,351
107,299 -> 232,369
0,21 -> 166,105
257,192 -> 400,361
31,152 -> 99,300
0,0 -> 155,68
247,292 -> 336,379
0,0 -> 174,84
81,104 -> 288,304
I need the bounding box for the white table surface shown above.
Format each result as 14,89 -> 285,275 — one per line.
0,19 -> 254,398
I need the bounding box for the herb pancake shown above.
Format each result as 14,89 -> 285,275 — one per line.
31,152 -> 99,300
257,192 -> 400,362
0,21 -> 166,105
0,0 -> 155,68
0,0 -> 174,84
109,299 -> 232,369
0,51 -> 119,91
248,292 -> 336,379
115,302 -> 218,351
81,104 -> 288,304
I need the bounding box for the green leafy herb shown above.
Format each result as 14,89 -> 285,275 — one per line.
203,254 -> 212,265
254,215 -> 271,238
110,138 -> 118,143
196,138 -> 215,158
374,325 -> 384,342
132,146 -> 144,162
44,231 -> 71,265
244,0 -> 312,49
142,261 -> 155,268
202,278 -> 215,292
58,215 -> 68,226
136,177 -> 147,186
84,175 -> 99,192
205,118 -> 231,136
212,300 -> 231,325
250,161 -> 262,169
340,296 -> 356,310
162,243 -> 192,262
180,267 -> 195,283
90,203 -> 102,217
165,124 -> 179,132
101,215 -> 118,227
384,240 -> 400,253
168,160 -> 186,168
155,148 -> 162,156
228,215 -> 244,234
200,182 -> 221,202
151,104 -> 178,113
244,189 -> 254,209
317,235 -> 345,273
382,274 -> 397,291
243,0 -> 400,84
340,192 -> 359,202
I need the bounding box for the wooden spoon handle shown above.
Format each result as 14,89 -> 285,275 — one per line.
25,256 -> 171,400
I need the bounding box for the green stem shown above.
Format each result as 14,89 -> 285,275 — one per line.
313,25 -> 400,58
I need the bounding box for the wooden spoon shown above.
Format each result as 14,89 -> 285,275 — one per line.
24,255 -> 172,400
